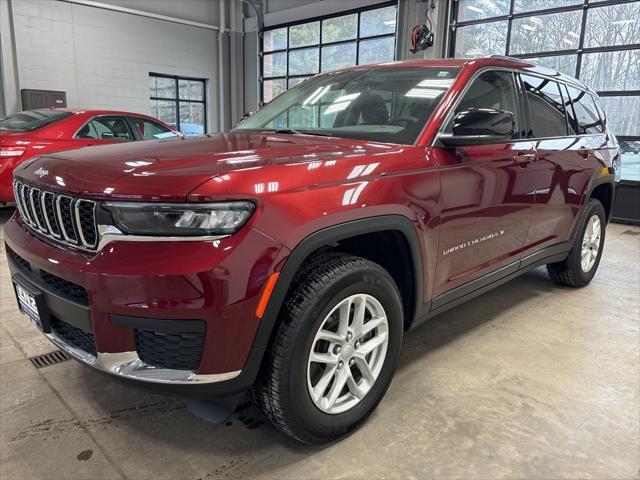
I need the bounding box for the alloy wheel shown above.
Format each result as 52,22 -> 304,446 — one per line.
581,214 -> 602,272
306,294 -> 389,414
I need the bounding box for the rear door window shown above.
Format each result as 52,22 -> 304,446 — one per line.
521,74 -> 568,138
560,83 -> 579,135
566,86 -> 604,134
76,117 -> 134,141
449,70 -> 521,139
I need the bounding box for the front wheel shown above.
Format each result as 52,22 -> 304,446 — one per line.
547,198 -> 606,287
252,254 -> 403,443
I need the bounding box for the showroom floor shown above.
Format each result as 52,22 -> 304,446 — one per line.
1,208 -> 638,480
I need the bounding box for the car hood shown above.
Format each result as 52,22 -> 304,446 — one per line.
14,132 -> 403,201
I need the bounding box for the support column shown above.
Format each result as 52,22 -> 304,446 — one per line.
0,0 -> 21,115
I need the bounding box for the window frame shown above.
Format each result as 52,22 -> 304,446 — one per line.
149,72 -> 207,135
444,69 -> 526,140
260,1 -> 398,104
436,67 -> 609,145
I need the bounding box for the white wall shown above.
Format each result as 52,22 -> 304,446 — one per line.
99,0 -> 220,25
1,0 -> 246,132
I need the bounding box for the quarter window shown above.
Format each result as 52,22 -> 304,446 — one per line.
521,75 -> 568,138
567,86 -> 604,134
131,118 -> 178,140
450,71 -> 520,138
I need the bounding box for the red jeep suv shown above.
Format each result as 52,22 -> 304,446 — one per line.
5,57 -> 617,443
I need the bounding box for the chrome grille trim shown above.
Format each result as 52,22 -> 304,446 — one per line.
74,199 -> 98,248
13,182 -> 27,222
57,195 -> 79,244
20,184 -> 34,225
13,180 -> 98,251
42,191 -> 62,239
29,188 -> 47,232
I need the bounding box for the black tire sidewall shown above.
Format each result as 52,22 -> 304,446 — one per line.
287,266 -> 403,440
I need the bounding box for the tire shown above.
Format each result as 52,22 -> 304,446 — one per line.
547,198 -> 606,287
252,253 -> 403,443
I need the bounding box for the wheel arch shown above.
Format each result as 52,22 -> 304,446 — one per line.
572,173 -> 615,240
589,178 -> 614,221
251,215 -> 424,360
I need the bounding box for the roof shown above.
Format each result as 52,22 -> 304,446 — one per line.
328,56 -> 592,92
47,108 -> 158,116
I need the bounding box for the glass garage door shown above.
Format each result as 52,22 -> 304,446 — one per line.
449,0 -> 640,183
261,2 -> 398,104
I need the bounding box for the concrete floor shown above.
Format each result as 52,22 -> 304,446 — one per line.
1,208 -> 639,480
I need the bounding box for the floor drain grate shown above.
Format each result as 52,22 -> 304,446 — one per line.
622,229 -> 640,236
30,350 -> 70,369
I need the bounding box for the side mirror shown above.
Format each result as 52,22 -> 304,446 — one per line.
437,108 -> 514,147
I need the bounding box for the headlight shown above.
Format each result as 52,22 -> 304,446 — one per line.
103,201 -> 255,236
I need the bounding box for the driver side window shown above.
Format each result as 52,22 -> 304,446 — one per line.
449,71 -> 520,139
75,117 -> 134,142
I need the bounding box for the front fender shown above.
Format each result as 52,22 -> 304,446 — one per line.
241,214 -> 426,383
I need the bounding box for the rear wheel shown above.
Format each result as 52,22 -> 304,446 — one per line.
547,198 -> 606,287
252,254 -> 403,443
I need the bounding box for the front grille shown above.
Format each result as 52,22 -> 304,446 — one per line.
40,270 -> 89,305
135,329 -> 205,371
8,248 -> 30,272
13,180 -> 98,251
50,316 -> 97,356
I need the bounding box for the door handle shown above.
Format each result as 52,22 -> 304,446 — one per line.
512,153 -> 536,167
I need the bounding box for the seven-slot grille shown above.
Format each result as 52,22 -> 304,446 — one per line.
13,180 -> 98,251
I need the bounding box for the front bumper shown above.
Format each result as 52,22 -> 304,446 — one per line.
5,213 -> 287,397
49,334 -> 241,385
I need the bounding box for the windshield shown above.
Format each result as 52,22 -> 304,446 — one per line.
0,110 -> 72,132
235,67 -> 460,145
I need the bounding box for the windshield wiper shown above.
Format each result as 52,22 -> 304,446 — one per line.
271,128 -> 332,137
273,128 -> 304,135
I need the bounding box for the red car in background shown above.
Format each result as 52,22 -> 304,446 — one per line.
0,109 -> 179,203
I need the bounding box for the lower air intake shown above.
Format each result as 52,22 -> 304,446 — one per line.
134,329 -> 205,371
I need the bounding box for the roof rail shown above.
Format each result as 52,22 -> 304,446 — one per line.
489,55 -> 526,61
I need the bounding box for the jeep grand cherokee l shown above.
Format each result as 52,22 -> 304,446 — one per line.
5,57 -> 617,443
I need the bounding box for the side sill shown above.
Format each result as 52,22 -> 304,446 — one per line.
410,241 -> 571,329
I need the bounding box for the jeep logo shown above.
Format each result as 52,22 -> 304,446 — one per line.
33,167 -> 48,178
